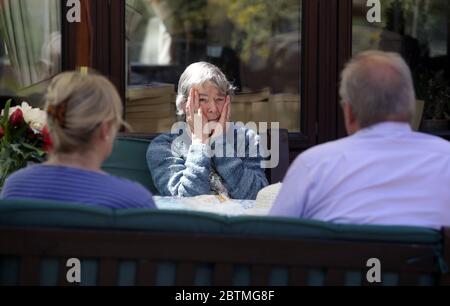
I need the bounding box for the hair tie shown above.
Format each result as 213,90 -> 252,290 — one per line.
47,101 -> 67,128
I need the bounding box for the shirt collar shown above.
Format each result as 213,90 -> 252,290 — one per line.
354,121 -> 412,137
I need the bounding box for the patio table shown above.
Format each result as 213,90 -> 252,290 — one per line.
153,195 -> 272,216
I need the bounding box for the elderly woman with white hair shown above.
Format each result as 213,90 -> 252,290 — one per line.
147,62 -> 268,200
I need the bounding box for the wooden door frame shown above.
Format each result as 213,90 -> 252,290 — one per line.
62,0 -> 126,103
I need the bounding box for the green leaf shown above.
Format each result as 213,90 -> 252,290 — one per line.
9,143 -> 25,158
1,99 -> 11,127
21,142 -> 43,153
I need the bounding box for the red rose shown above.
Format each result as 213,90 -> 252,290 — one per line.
9,109 -> 25,127
41,126 -> 53,152
0,127 -> 4,139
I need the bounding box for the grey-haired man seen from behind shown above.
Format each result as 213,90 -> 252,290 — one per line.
270,51 -> 450,229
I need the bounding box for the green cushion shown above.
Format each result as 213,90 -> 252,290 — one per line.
227,216 -> 441,244
0,200 -> 441,245
114,209 -> 227,234
0,200 -> 114,229
115,210 -> 441,244
102,137 -> 157,194
0,200 -> 227,235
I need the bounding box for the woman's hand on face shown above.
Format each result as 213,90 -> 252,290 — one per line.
210,96 -> 231,141
186,88 -> 209,144
185,88 -> 196,131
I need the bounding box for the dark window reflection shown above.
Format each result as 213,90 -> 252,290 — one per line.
353,0 -> 450,134
126,0 -> 302,133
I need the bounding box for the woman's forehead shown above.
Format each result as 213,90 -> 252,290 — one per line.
193,82 -> 225,96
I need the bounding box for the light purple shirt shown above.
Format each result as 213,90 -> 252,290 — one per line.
270,122 -> 450,229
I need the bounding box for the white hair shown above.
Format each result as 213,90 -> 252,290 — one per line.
176,62 -> 235,116
339,51 -> 416,128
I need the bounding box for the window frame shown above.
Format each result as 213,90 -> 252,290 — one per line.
348,0 -> 450,141
61,0 -> 360,159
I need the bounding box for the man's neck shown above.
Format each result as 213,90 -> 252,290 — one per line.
351,119 -> 410,135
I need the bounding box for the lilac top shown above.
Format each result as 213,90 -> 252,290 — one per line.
270,122 -> 450,229
1,165 -> 156,209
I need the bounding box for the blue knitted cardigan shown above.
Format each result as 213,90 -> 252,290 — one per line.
146,124 -> 269,200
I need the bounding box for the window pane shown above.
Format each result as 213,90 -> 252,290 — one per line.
353,0 -> 450,134
126,0 -> 302,133
0,0 -> 61,108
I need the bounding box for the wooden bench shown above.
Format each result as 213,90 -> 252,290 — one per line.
0,201 -> 449,286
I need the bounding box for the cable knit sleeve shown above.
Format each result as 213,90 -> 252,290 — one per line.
212,128 -> 269,200
146,134 -> 212,197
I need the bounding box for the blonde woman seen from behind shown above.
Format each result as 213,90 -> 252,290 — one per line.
1,71 -> 156,209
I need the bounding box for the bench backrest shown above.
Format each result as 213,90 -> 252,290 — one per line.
1,200 -> 449,286
102,137 -> 158,194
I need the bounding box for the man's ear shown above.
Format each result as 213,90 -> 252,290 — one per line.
342,102 -> 353,123
342,102 -> 359,135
